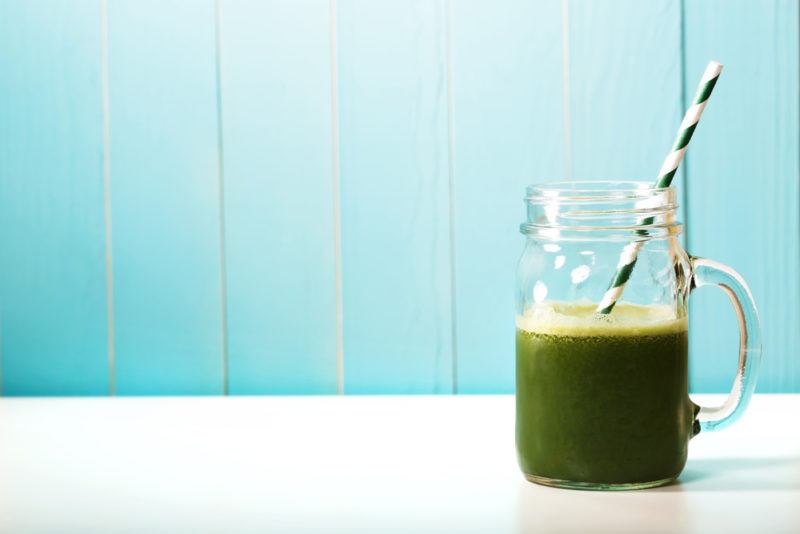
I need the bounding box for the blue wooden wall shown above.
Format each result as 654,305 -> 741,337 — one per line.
0,0 -> 797,395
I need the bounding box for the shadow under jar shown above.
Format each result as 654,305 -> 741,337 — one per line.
515,181 -> 761,490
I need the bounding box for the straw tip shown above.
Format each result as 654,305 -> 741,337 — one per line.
707,60 -> 724,72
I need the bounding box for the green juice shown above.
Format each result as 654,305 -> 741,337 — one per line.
516,302 -> 697,487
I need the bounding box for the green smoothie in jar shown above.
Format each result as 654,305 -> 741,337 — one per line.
515,301 -> 697,488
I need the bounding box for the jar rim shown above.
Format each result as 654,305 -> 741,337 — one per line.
526,180 -> 671,201
521,180 -> 681,241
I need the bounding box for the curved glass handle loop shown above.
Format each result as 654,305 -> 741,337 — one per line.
689,257 -> 762,432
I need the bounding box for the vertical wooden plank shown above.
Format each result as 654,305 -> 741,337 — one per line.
569,0 -> 684,183
684,0 -> 799,392
452,0 -> 564,392
219,0 -> 338,394
0,1 -> 109,395
108,0 -> 224,394
338,0 -> 453,393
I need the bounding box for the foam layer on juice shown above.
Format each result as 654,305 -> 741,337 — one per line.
516,300 -> 687,337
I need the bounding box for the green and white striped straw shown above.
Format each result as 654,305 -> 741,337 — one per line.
595,60 -> 723,315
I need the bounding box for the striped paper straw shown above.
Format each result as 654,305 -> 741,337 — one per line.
596,60 -> 723,315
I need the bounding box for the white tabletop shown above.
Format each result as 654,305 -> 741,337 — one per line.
0,394 -> 798,533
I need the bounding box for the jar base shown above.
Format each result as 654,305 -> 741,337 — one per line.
524,473 -> 675,491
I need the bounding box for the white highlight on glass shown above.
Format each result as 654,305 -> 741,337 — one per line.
533,281 -> 548,303
570,265 -> 591,284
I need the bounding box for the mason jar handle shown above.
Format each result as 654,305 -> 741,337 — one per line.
689,257 -> 762,432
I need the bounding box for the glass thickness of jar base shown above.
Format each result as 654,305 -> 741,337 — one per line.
524,473 -> 676,491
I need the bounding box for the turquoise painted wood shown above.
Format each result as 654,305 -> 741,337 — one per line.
0,1 -> 110,395
0,1 -> 798,395
683,0 -> 800,393
452,0 -> 564,393
569,0 -> 685,190
219,0 -> 338,394
338,0 -> 454,393
107,0 -> 225,394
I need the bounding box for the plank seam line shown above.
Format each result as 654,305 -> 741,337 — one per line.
214,0 -> 230,395
561,0 -> 571,180
445,0 -> 458,394
330,0 -> 345,395
101,0 -> 116,396
679,0 -> 690,253
794,0 -> 800,390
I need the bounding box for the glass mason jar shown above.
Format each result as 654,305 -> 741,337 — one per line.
515,181 -> 761,490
